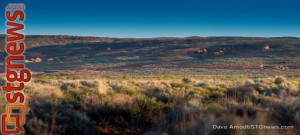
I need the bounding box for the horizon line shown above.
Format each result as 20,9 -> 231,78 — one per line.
0,34 -> 299,39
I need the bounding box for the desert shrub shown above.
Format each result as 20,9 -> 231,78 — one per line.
102,74 -> 111,79
198,82 -> 209,88
182,78 -> 193,84
158,75 -> 175,80
111,85 -> 136,95
85,96 -> 165,131
277,82 -> 299,93
26,101 -> 96,135
226,86 -> 257,102
147,87 -> 170,103
207,87 -> 226,92
252,96 -> 272,105
136,97 -> 162,114
80,81 -> 98,89
192,87 -> 210,101
59,81 -> 100,105
123,74 -> 132,80
269,100 -> 300,126
207,103 -> 224,113
271,87 -> 281,95
235,107 -> 244,117
32,75 -> 60,86
33,79 -> 46,84
63,89 -> 81,104
275,76 -> 286,84
194,87 -> 210,94
253,79 -> 275,91
209,91 -> 225,100
60,82 -> 78,91
120,103 -> 141,125
171,82 -> 192,90
163,104 -> 212,135
206,87 -> 226,100
78,81 -> 100,96
290,89 -> 300,97
260,89 -> 273,96
244,79 -> 255,86
134,82 -> 144,88
184,90 -> 201,99
246,108 -> 257,118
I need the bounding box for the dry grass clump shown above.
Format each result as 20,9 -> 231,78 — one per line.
275,76 -> 287,84
26,82 -> 63,98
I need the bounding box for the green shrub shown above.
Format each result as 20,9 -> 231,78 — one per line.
60,82 -> 78,91
253,96 -> 272,105
134,97 -> 162,122
209,91 -> 225,99
63,89 -> 81,104
111,85 -> 136,95
171,82 -> 192,90
148,87 -> 170,103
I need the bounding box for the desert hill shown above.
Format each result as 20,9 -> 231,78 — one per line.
0,36 -> 300,77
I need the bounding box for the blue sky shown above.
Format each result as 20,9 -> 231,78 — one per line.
1,0 -> 300,38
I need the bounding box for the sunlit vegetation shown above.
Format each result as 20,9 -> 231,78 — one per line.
1,75 -> 299,135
